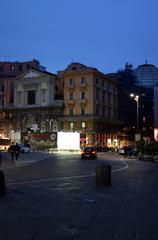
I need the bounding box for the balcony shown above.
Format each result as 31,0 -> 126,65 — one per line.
80,82 -> 87,88
68,99 -> 75,105
68,84 -> 75,88
80,98 -> 87,104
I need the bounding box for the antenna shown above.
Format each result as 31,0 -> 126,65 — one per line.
145,49 -> 148,64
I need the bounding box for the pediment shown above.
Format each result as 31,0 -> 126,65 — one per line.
23,70 -> 40,78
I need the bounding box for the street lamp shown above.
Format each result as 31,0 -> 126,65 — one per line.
130,93 -> 139,132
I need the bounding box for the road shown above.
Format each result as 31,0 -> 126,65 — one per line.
0,152 -> 158,240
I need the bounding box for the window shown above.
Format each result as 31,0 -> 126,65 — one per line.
70,122 -> 74,130
19,65 -> 22,71
96,90 -> 99,100
0,65 -> 3,72
81,92 -> 86,99
27,64 -> 30,69
96,105 -> 99,116
102,106 -> 105,116
81,77 -> 86,85
114,95 -> 116,105
1,100 -> 4,107
69,108 -> 74,115
102,91 -> 105,101
69,92 -> 74,100
55,85 -> 58,92
10,65 -> 15,71
81,122 -> 86,128
17,91 -> 22,105
69,78 -> 74,86
28,90 -> 35,105
108,93 -> 110,104
108,107 -> 111,119
41,90 -> 46,104
0,84 -> 4,92
81,108 -> 86,115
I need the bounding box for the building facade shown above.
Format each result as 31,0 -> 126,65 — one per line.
134,63 -> 157,140
0,59 -> 45,137
109,64 -> 154,145
58,62 -> 120,148
4,68 -> 64,148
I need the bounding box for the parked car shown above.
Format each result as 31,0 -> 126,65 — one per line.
20,144 -> 31,153
81,147 -> 97,159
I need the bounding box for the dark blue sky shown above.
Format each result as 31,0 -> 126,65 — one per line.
1,0 -> 158,73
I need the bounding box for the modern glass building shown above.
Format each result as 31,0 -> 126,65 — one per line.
134,63 -> 158,88
134,63 -> 158,141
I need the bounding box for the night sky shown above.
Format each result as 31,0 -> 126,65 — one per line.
1,0 -> 158,73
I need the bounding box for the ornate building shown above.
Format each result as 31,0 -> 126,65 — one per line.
5,68 -> 64,148
0,59 -> 45,137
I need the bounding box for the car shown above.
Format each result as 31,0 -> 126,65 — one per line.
81,147 -> 97,159
20,144 -> 31,153
118,148 -> 124,155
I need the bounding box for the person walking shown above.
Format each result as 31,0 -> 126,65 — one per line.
14,143 -> 20,160
14,143 -> 20,161
9,142 -> 15,162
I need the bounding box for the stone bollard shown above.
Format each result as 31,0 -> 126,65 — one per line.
96,164 -> 111,186
0,170 -> 6,196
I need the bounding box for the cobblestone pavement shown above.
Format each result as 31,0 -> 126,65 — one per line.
0,152 -> 158,240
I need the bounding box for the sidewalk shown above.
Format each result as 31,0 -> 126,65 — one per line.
0,151 -> 51,169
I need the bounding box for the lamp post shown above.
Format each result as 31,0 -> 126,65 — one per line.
130,94 -> 139,132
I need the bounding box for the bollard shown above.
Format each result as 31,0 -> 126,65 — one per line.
96,164 -> 111,186
0,170 -> 6,196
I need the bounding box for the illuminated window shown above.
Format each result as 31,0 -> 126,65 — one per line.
10,65 -> 15,71
81,122 -> 86,128
70,122 -> 74,130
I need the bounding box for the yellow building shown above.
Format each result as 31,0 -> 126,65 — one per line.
58,62 -> 121,148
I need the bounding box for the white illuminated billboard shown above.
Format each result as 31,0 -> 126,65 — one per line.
57,132 -> 80,150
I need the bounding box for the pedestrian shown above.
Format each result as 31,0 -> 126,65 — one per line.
9,142 -> 15,162
14,143 -> 20,160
